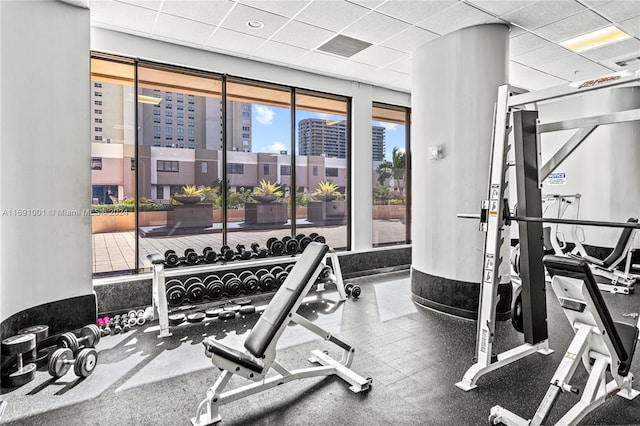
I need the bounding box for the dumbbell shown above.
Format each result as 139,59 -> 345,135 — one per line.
204,275 -> 224,299
318,264 -> 333,282
251,242 -> 268,258
203,247 -> 217,263
285,264 -> 294,274
312,234 -> 326,243
255,268 -> 275,292
57,324 -> 101,353
164,249 -> 180,267
219,245 -> 235,262
345,283 -> 362,298
282,236 -> 299,255
48,347 -> 97,379
126,309 -> 147,326
1,334 -> 37,387
236,244 -> 253,261
239,271 -> 259,294
168,313 -> 186,326
184,277 -> 206,303
97,317 -> 112,336
295,234 -> 313,252
221,273 -> 242,297
183,248 -> 199,265
266,237 -> 285,256
166,279 -> 187,307
270,266 -> 287,287
17,325 -> 50,367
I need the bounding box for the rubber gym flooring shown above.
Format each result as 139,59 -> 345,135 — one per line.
1,270 -> 639,425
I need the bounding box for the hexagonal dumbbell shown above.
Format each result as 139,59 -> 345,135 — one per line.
48,347 -> 98,379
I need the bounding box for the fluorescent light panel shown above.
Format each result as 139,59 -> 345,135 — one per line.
138,95 -> 163,105
560,26 -> 631,53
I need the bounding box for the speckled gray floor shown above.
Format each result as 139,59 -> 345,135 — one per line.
1,270 -> 639,425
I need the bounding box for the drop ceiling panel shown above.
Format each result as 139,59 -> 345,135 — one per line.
90,1 -> 158,34
332,60 -> 377,79
620,15 -> 640,37
385,56 -> 412,73
534,10 -> 610,42
595,0 -> 640,22
509,61 -> 567,90
220,3 -> 290,38
348,0 -> 386,9
115,0 -> 162,10
376,0 -> 457,25
510,32 -> 553,56
349,45 -> 406,67
271,20 -> 334,50
239,0 -> 311,18
159,0 -> 235,26
501,1 -> 587,30
342,11 -> 412,44
465,1 -> 537,17
295,1 -> 370,31
364,68 -> 408,86
535,56 -> 612,81
513,43 -> 578,67
292,51 -> 346,71
580,37 -> 640,62
381,26 -> 439,52
416,2 -> 495,35
205,27 -> 266,57
152,13 -> 216,46
249,41 -> 309,65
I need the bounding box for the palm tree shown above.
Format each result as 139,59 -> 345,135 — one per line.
391,147 -> 406,194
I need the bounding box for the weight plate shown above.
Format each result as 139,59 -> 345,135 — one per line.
309,232 -> 318,239
205,308 -> 224,318
299,236 -> 313,252
270,240 -> 285,255
25,348 -> 50,368
238,271 -> 252,281
285,239 -> 298,254
58,333 -> 79,353
1,362 -> 36,387
136,309 -> 145,317
276,272 -> 288,287
223,304 -> 241,313
314,235 -> 326,243
258,273 -> 275,291
218,311 -> 235,320
1,334 -> 36,356
351,286 -> 362,299
239,306 -> 256,315
128,318 -> 137,327
164,249 -> 176,257
48,348 -> 73,378
168,313 -> 186,326
184,277 -> 202,289
206,281 -> 224,300
285,264 -> 294,273
512,292 -> 524,333
81,324 -> 101,347
235,298 -> 252,306
17,325 -> 49,342
271,266 -> 284,275
165,253 -> 180,266
187,312 -> 206,323
75,348 -> 98,378
186,282 -> 206,303
225,278 -> 242,297
243,276 -> 258,294
136,317 -> 146,326
204,250 -> 217,263
266,237 -> 277,248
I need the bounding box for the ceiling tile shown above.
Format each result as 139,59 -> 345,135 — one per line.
364,68 -> 408,85
535,56 -> 612,81
115,0 -> 162,10
509,60 -> 567,90
205,27 -> 266,56
349,45 -> 407,67
331,60 -> 377,78
292,51 -> 346,71
534,10 -> 610,42
295,1 -> 370,31
152,13 -> 216,46
250,41 -> 309,64
91,1 -> 158,34
219,3 -> 290,38
501,1 -> 587,31
580,0 -> 609,6
376,0 -> 456,24
271,20 -> 334,50
239,0 -> 311,18
342,11 -> 411,44
513,43 -> 578,66
580,37 -> 640,62
160,0 -> 235,26
594,0 -> 640,22
347,0 -> 386,9
384,55 -> 412,73
416,2 -> 495,35
620,15 -> 640,37
382,26 -> 439,52
465,1 -> 537,17
510,32 -> 553,56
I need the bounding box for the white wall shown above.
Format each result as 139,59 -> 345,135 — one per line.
0,0 -> 91,322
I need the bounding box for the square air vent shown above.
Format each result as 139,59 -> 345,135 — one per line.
317,35 -> 372,58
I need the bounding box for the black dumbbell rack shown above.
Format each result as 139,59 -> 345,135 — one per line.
147,246 -> 348,339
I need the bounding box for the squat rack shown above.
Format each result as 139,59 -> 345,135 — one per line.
456,68 -> 640,391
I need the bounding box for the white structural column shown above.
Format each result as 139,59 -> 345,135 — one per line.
350,82 -> 374,251
0,1 -> 93,332
410,24 -> 510,318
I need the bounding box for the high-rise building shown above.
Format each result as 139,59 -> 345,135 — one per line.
297,118 -> 385,161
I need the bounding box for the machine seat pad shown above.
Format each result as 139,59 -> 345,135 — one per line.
203,338 -> 264,374
581,255 -> 605,267
614,321 -> 639,376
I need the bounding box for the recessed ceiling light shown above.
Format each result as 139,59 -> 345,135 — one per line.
246,20 -> 264,29
560,26 -> 631,53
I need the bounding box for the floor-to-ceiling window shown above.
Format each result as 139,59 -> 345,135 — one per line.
372,103 -> 411,247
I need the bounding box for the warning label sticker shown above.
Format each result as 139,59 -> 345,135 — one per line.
490,184 -> 500,200
485,254 -> 494,271
484,270 -> 493,283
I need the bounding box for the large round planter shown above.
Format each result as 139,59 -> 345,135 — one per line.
172,195 -> 202,204
252,195 -> 278,203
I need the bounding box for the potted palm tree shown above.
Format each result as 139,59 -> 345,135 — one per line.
252,180 -> 283,203
313,180 -> 341,202
172,184 -> 204,204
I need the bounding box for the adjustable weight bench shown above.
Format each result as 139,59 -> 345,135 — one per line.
491,255 -> 639,426
573,218 -> 638,294
191,242 -> 371,425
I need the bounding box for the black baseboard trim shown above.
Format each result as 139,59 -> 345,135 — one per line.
0,294 -> 97,340
411,267 -> 511,321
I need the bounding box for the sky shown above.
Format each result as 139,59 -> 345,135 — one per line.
250,104 -> 405,161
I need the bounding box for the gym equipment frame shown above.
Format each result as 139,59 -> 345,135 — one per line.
147,246 -> 349,338
191,243 -> 371,425
490,255 -> 639,426
456,68 -> 640,392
